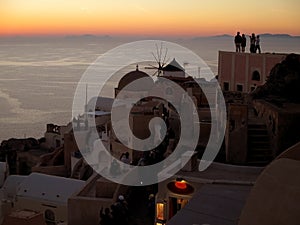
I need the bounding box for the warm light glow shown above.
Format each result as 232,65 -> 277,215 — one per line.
156,202 -> 165,221
175,180 -> 187,190
0,0 -> 300,36
167,180 -> 194,195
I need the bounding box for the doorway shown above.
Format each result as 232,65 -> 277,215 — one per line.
168,197 -> 189,219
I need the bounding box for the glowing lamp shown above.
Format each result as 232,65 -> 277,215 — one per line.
175,178 -> 187,190
167,178 -> 194,195
156,202 -> 165,221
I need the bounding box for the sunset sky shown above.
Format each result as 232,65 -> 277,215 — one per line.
1,0 -> 300,37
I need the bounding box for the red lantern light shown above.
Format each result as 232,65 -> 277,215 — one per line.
175,179 -> 187,190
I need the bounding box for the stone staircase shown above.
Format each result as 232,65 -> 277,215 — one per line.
71,158 -> 94,180
247,107 -> 273,165
71,158 -> 84,179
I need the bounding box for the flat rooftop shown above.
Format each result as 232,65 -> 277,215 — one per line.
167,184 -> 252,225
9,210 -> 40,219
174,161 -> 263,185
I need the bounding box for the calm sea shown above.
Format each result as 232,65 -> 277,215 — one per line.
0,35 -> 300,141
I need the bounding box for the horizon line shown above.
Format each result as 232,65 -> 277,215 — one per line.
1,32 -> 300,39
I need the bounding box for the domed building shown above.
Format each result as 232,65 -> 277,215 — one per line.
114,65 -> 154,98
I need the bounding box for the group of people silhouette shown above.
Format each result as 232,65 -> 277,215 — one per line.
99,192 -> 156,225
234,32 -> 261,53
100,195 -> 129,225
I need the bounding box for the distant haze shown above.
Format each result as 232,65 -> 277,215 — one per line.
1,0 -> 299,36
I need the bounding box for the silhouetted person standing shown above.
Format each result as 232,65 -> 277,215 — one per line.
241,34 -> 247,52
234,32 -> 242,52
147,194 -> 155,224
120,152 -> 130,164
99,207 -> 112,225
255,35 -> 261,53
110,159 -> 121,176
249,33 -> 256,53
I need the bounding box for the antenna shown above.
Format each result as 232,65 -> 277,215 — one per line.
198,67 -> 201,78
85,83 -> 88,108
84,83 -> 88,121
5,154 -> 10,177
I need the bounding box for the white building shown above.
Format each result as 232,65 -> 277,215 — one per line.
0,173 -> 85,224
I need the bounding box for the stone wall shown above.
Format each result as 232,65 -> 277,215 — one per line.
225,104 -> 248,163
68,197 -> 109,225
68,175 -> 127,225
238,158 -> 300,225
253,99 -> 300,156
218,51 -> 287,93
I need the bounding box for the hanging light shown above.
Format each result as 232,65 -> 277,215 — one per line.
175,178 -> 187,190
167,178 -> 194,195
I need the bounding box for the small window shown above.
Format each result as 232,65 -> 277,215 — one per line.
45,209 -> 55,225
223,82 -> 229,91
236,84 -> 243,92
252,70 -> 261,81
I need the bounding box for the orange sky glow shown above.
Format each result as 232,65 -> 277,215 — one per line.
1,0 -> 300,37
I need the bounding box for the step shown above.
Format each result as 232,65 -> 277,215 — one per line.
248,134 -> 269,140
249,149 -> 272,154
248,127 -> 268,132
248,152 -> 273,158
248,130 -> 268,135
248,157 -> 273,163
249,154 -> 272,159
248,144 -> 270,149
248,129 -> 268,135
246,160 -> 272,166
249,146 -> 270,150
248,137 -> 269,142
250,147 -> 272,152
248,124 -> 267,129
248,139 -> 270,144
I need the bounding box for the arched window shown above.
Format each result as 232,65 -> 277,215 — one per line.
45,209 -> 56,225
252,70 -> 261,81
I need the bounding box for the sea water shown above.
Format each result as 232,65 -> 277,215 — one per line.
0,35 -> 299,141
